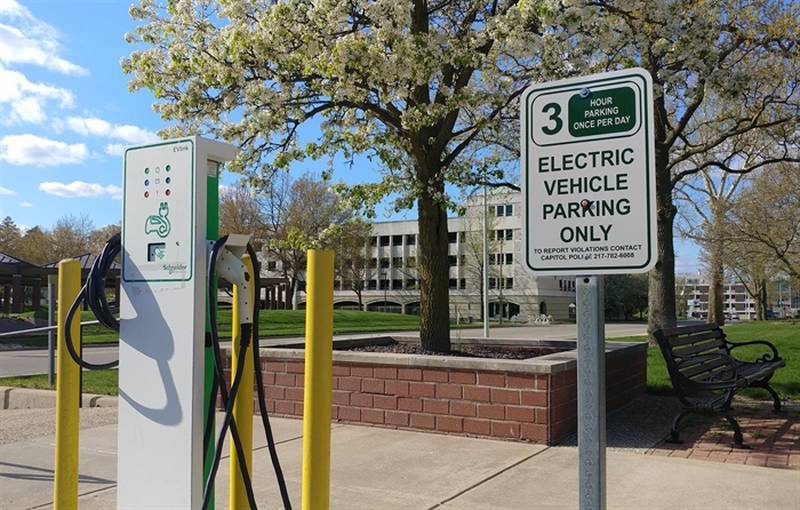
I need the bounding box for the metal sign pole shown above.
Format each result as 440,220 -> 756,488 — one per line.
577,275 -> 606,510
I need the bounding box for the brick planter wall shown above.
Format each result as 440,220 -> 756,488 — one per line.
223,337 -> 646,445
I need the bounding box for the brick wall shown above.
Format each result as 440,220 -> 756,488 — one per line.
224,344 -> 646,445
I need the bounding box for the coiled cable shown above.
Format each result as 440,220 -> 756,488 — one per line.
63,233 -> 120,370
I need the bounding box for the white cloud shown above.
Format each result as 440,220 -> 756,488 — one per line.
104,143 -> 125,156
0,134 -> 87,166
0,185 -> 15,195
0,1 -> 86,75
39,180 -> 122,200
19,200 -> 32,207
0,65 -> 74,124
66,116 -> 159,145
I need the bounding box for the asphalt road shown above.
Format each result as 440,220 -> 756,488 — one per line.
0,322 -> 656,378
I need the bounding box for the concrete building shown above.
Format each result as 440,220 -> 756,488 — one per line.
262,190 -> 577,321
678,275 -> 758,320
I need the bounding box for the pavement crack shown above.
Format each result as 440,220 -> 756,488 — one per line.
426,446 -> 551,509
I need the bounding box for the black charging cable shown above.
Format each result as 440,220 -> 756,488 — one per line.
247,242 -> 292,508
202,238 -> 292,510
203,236 -> 258,510
63,233 -> 120,370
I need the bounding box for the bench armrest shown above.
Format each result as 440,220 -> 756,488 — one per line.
726,339 -> 781,363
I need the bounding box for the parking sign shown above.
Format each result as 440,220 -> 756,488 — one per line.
521,68 -> 657,275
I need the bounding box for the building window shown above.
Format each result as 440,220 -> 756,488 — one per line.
392,279 -> 403,290
406,256 -> 416,268
489,277 -> 497,289
405,234 -> 416,245
406,278 -> 417,289
333,280 -> 341,290
448,255 -> 458,266
369,258 -> 378,269
368,280 -> 377,290
488,253 -> 496,265
380,257 -> 390,269
460,255 -> 466,266
380,235 -> 390,247
266,260 -> 277,271
505,253 -> 513,265
459,278 -> 466,289
392,235 -> 403,246
448,232 -> 458,243
449,278 -> 458,289
495,204 -> 513,217
342,279 -> 352,290
459,231 -> 466,242
370,236 -> 378,247
505,278 -> 513,289
392,257 -> 403,268
505,229 -> 513,241
379,279 -> 390,290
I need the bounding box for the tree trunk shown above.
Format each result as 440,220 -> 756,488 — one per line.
647,142 -> 677,341
417,178 -> 451,352
706,237 -> 725,326
756,279 -> 768,320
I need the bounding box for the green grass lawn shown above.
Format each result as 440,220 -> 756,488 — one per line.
0,370 -> 119,396
1,309 -> 481,348
615,320 -> 800,401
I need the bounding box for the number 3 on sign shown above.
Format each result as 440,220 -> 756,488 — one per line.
541,102 -> 562,135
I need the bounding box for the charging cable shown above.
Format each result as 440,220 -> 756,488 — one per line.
203,236 -> 292,510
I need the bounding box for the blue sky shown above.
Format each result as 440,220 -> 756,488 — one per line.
0,0 -> 702,272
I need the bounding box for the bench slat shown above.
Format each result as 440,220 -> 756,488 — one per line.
673,340 -> 725,358
668,329 -> 725,348
679,356 -> 733,380
660,323 -> 719,338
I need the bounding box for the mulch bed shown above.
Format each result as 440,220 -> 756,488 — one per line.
343,340 -> 555,360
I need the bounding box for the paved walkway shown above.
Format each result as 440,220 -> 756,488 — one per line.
1,410 -> 798,509
0,322 -> 657,378
647,401 -> 800,470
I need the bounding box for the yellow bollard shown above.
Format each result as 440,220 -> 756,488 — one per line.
301,249 -> 335,510
54,259 -> 81,510
230,254 -> 255,509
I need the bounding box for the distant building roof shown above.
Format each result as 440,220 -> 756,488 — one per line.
42,253 -> 120,271
0,252 -> 45,277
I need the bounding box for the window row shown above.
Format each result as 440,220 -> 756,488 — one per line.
488,277 -> 514,290
367,256 -> 417,269
370,234 -> 416,247
488,253 -> 513,265
335,279 -> 418,291
559,279 -> 576,292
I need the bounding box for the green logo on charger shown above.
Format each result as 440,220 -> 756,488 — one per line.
145,202 -> 171,238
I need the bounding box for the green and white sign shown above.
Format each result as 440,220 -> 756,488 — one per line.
521,68 -> 657,275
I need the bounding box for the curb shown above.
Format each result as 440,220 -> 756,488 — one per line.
0,386 -> 117,410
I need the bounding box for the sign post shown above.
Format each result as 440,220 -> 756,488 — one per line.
521,68 -> 656,510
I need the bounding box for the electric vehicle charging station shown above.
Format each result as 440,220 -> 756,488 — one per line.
118,136 -> 238,508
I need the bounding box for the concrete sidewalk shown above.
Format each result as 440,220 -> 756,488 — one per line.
1,411 -> 797,509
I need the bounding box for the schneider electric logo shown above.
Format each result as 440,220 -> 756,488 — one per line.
162,263 -> 187,275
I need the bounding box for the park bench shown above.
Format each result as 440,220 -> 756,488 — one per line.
652,323 -> 785,448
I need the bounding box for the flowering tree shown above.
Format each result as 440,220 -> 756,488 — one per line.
123,0 -> 585,352
575,0 -> 800,334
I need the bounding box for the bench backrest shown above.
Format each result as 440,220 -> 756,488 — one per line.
653,324 -> 735,387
